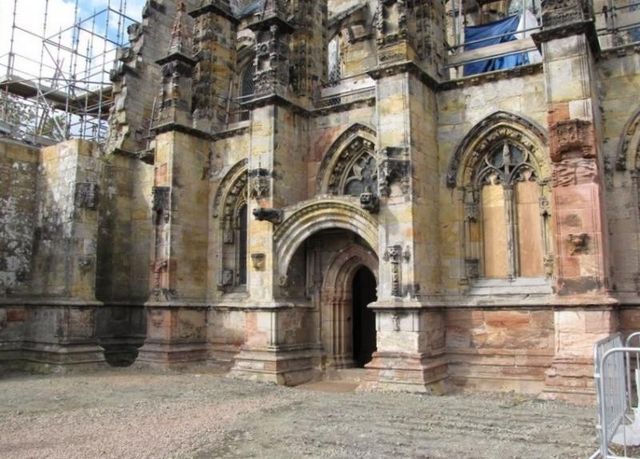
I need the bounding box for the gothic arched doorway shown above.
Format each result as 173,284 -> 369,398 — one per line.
352,266 -> 377,367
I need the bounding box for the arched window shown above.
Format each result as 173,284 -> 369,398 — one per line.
213,161 -> 249,292
237,204 -> 248,286
447,113 -> 552,284
241,63 -> 255,99
471,141 -> 545,279
327,34 -> 342,84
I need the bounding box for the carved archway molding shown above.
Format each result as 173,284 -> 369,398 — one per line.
274,196 -> 379,281
212,159 -> 248,221
316,123 -> 377,194
446,111 -> 549,188
616,108 -> 640,171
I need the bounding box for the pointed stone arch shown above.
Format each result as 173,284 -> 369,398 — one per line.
321,243 -> 378,368
212,159 -> 248,290
273,197 -> 378,282
446,111 -> 549,188
616,107 -> 640,171
447,111 -> 553,282
316,123 -> 377,195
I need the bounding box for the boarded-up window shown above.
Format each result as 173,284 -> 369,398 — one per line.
516,180 -> 543,277
482,184 -> 508,278
471,141 -> 549,279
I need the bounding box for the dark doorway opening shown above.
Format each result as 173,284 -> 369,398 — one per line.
352,266 -> 377,367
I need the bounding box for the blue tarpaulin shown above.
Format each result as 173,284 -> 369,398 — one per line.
464,15 -> 528,76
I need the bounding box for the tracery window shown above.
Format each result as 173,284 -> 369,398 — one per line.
462,140 -> 552,281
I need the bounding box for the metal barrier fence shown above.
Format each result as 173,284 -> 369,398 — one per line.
592,333 -> 640,459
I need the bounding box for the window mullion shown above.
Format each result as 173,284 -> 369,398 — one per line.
502,183 -> 518,280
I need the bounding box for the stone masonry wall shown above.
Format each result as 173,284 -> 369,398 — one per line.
0,140 -> 39,296
437,71 -> 548,292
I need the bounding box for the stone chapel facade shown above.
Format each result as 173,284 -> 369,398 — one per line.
1,0 -> 640,403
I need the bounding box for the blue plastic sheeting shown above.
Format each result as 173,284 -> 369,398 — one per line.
464,15 -> 527,76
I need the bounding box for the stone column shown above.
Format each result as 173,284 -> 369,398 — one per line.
227,2 -> 324,385
364,2 -> 448,392
533,0 -> 619,403
137,5 -> 211,365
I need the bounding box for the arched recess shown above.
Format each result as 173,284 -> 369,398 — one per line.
273,197 -> 379,283
616,108 -> 640,171
611,108 -> 640,293
321,243 -> 378,368
212,159 -> 248,291
445,111 -> 553,282
316,123 -> 377,195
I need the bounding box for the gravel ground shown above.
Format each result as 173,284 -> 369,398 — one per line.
0,368 -> 598,458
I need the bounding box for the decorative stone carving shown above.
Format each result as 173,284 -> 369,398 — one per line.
248,168 -> 271,200
378,146 -> 410,197
549,119 -> 595,162
539,196 -> 551,217
152,186 -> 171,224
317,124 -> 377,192
616,109 -> 640,171
544,254 -> 554,278
325,138 -> 377,196
376,0 -> 408,47
252,24 -> 290,95
75,182 -> 98,210
383,244 -> 403,297
540,0 -> 592,28
359,191 -> 379,213
552,158 -> 598,187
446,112 -> 546,189
151,259 -> 175,301
251,253 -> 266,270
212,160 -> 248,219
253,207 -> 283,224
568,233 -> 589,255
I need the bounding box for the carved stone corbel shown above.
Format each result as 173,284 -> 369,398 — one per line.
568,233 -> 589,255
377,146 -> 410,197
359,191 -> 379,213
252,207 -> 283,224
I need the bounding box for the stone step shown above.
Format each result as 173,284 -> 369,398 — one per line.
324,368 -> 370,383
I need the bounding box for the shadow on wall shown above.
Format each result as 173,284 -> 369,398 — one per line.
96,305 -> 146,367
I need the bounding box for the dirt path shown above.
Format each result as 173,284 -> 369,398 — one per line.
0,369 -> 597,458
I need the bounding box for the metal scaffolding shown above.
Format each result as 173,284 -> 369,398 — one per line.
0,0 -> 139,146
